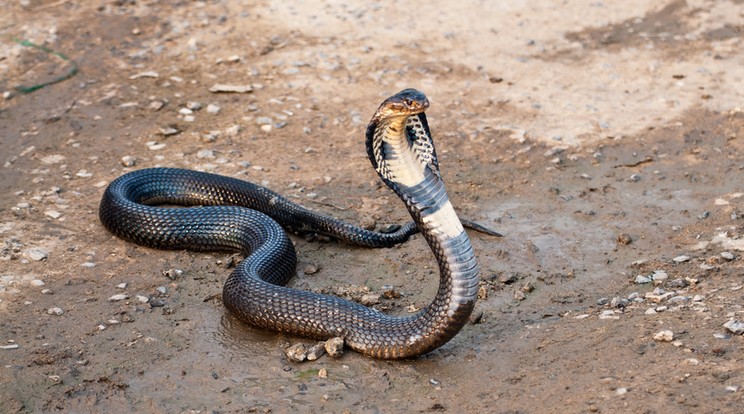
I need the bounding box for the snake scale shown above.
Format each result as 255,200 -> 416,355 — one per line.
99,89 -> 482,359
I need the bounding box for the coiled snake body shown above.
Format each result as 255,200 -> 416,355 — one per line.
100,89 -> 480,359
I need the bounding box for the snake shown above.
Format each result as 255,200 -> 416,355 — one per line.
99,89 -> 484,359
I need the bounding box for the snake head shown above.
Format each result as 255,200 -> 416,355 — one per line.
373,88 -> 430,120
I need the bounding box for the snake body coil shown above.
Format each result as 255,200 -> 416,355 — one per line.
99,89 -> 479,359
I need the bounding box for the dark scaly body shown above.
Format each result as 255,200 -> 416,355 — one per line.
99,89 -> 479,358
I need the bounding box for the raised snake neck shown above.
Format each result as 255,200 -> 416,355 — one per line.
99,88 -> 479,359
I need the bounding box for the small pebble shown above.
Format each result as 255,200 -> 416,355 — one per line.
714,333 -> 731,339
30,279 -> 45,287
721,252 -> 735,260
209,84 -> 253,93
324,337 -> 344,357
596,297 -> 610,306
652,270 -> 668,280
44,210 -> 62,219
672,255 -> 691,263
224,125 -> 241,136
116,283 -> 127,289
206,103 -> 221,114
610,297 -> 629,309
360,293 -> 381,306
318,368 -> 328,378
186,101 -> 203,111
306,342 -> 326,361
24,248 -> 49,261
653,330 -> 674,342
47,307 -> 64,316
284,343 -> 307,362
599,310 -> 619,320
158,127 -> 179,136
615,387 -> 628,396
156,286 -> 167,295
303,264 -> 319,275
635,275 -> 652,284
644,308 -> 657,315
723,320 -> 744,335
380,285 -> 401,299
629,174 -> 641,182
0,344 -> 20,350
121,155 -> 137,167
162,268 -> 183,280
136,295 -> 149,303
616,233 -> 632,245
108,294 -> 129,302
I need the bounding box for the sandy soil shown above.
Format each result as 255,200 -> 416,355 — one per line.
1,0 -> 743,412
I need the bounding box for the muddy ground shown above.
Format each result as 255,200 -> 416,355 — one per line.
1,1 -> 743,413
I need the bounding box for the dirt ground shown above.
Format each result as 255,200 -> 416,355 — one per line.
1,0 -> 743,413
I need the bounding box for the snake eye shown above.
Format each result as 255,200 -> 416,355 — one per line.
403,98 -> 414,108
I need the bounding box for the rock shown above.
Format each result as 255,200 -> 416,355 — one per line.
306,342 -> 326,361
672,255 -> 691,263
284,343 -> 307,362
47,307 -> 64,316
158,127 -> 179,136
645,290 -> 674,303
209,84 -> 253,93
359,293 -> 381,306
610,297 -> 629,309
616,233 -> 632,245
721,252 -> 735,261
30,279 -> 45,287
108,294 -> 129,302
723,320 -> 744,335
44,210 -> 62,219
324,337 -> 344,357
596,297 -> 610,306
0,343 -> 19,350
653,330 -> 674,342
599,310 -> 619,320
206,103 -> 221,114
498,273 -> 517,284
380,285 -> 401,299
303,264 -> 319,275
635,275 -> 652,284
121,155 -> 137,167
652,270 -> 668,282
667,278 -> 688,288
162,268 -> 183,280
318,368 -> 328,378
644,308 -> 657,315
24,248 -> 49,261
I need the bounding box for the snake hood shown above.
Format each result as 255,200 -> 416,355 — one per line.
366,88 -> 442,197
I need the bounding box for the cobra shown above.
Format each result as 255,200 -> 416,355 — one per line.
99,89 -> 483,359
